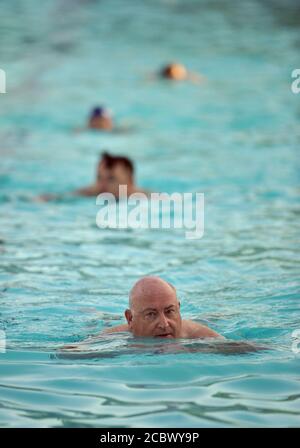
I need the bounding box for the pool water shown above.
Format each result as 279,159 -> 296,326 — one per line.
0,0 -> 300,428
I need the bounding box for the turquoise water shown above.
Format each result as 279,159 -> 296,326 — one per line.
0,0 -> 300,428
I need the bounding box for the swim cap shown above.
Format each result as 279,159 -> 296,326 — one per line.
91,106 -> 111,119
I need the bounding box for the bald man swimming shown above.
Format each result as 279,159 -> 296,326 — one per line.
60,277 -> 267,355
103,276 -> 223,339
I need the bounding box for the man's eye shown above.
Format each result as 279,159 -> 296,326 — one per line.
167,309 -> 175,315
146,312 -> 156,318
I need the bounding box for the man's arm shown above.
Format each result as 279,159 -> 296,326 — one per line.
36,184 -> 101,202
74,184 -> 101,197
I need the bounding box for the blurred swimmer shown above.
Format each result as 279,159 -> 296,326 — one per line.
158,62 -> 204,83
75,152 -> 145,198
74,106 -> 136,134
88,106 -> 113,131
38,152 -> 145,201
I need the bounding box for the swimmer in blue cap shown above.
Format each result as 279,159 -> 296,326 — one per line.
88,106 -> 113,131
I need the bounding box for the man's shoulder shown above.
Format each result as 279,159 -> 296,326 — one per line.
181,320 -> 223,339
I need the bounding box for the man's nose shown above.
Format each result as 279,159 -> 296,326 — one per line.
157,313 -> 169,328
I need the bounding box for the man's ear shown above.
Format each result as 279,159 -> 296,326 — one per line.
125,309 -> 133,326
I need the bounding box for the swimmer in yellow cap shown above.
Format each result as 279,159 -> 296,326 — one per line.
159,62 -> 204,83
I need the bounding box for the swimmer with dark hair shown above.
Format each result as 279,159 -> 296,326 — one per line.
75,151 -> 144,198
38,151 -> 146,201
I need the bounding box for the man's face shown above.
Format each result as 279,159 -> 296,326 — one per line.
89,116 -> 113,130
125,290 -> 182,339
97,161 -> 131,196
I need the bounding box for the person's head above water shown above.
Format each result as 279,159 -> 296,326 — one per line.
73,150 -> 145,198
96,151 -> 135,197
160,62 -> 188,81
125,276 -> 182,338
88,106 -> 113,130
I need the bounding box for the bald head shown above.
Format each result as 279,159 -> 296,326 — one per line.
126,276 -> 182,338
129,276 -> 177,310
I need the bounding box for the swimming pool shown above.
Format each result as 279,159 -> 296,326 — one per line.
0,0 -> 299,428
